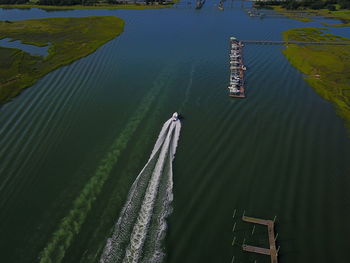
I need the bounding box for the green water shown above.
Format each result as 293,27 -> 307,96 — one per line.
0,2 -> 350,263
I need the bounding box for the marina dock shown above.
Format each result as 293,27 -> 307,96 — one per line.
228,37 -> 246,98
242,215 -> 278,263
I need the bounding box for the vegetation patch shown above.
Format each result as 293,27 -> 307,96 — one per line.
283,27 -> 350,132
270,5 -> 314,22
254,0 -> 350,25
0,16 -> 124,104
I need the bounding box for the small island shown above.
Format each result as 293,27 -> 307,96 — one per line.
0,16 -> 124,104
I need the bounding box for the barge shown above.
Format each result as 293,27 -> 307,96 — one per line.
228,37 -> 246,98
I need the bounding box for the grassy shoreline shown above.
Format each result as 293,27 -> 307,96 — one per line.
282,27 -> 350,132
0,16 -> 124,104
268,5 -> 350,24
0,2 -> 174,10
271,6 -> 313,22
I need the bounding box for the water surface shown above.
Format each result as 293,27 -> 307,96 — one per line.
0,2 -> 350,263
0,38 -> 49,56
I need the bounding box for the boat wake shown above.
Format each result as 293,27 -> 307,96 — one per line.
100,115 -> 181,263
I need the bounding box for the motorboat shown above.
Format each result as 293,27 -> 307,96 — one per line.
228,86 -> 240,93
172,112 -> 179,121
230,77 -> 240,81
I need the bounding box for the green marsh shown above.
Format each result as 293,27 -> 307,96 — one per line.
0,16 -> 124,104
283,27 -> 350,131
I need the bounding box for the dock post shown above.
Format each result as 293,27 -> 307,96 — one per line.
242,238 -> 245,246
232,236 -> 236,246
242,210 -> 246,217
232,222 -> 237,232
251,225 -> 255,235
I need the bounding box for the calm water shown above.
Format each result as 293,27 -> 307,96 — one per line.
1,2 -> 350,263
0,38 -> 49,56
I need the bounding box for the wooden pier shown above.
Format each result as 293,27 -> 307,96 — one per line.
242,40 -> 350,45
242,215 -> 278,263
242,245 -> 271,255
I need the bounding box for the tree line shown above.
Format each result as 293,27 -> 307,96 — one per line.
0,0 -> 168,6
255,0 -> 350,10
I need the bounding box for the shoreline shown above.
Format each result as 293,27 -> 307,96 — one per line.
262,2 -> 350,131
257,5 -> 350,24
0,16 -> 125,104
282,27 -> 350,132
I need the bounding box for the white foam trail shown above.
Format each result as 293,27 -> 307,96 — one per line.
150,119 -> 172,159
123,122 -> 175,263
145,121 -> 182,263
100,117 -> 181,263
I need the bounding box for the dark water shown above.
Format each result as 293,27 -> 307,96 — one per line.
0,2 -> 350,263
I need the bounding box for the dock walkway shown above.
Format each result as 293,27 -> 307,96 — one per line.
242,215 -> 278,263
242,40 -> 350,45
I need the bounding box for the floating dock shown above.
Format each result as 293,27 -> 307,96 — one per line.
242,215 -> 278,263
228,37 -> 246,98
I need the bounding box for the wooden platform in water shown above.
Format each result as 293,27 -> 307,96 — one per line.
243,244 -> 271,255
229,90 -> 245,98
242,215 -> 278,263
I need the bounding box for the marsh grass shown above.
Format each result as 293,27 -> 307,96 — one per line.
283,27 -> 350,132
0,16 -> 124,104
271,5 -> 350,24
